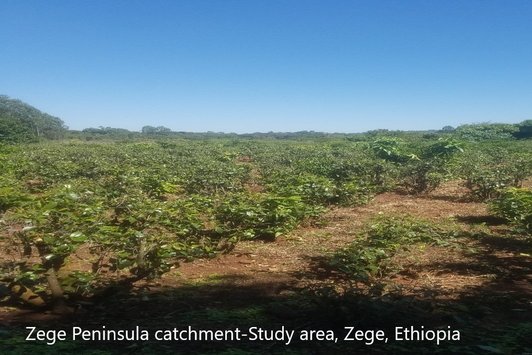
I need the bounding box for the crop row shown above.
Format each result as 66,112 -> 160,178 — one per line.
0,137 -> 530,309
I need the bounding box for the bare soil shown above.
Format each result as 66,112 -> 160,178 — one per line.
172,181 -> 491,288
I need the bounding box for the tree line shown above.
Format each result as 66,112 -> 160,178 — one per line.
1,95 -> 531,143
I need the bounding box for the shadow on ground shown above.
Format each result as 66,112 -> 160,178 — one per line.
1,230 -> 531,354
454,215 -> 507,226
295,228 -> 532,355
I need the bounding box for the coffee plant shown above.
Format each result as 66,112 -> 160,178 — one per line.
0,134 -> 530,308
490,187 -> 532,234
328,215 -> 456,286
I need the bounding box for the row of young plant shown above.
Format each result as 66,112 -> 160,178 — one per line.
328,214 -> 459,290
328,194 -> 531,291
0,136 -> 530,308
0,141 -> 373,308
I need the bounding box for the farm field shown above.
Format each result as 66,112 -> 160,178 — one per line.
1,132 -> 531,354
3,1 -> 532,353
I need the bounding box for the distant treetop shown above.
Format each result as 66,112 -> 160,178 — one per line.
0,95 -> 67,142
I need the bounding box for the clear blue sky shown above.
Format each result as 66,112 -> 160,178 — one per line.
1,0 -> 531,133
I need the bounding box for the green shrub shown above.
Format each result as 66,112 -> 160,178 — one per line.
455,123 -> 518,141
215,193 -> 323,240
0,179 -> 30,212
269,173 -> 375,207
269,174 -> 337,205
335,180 -> 375,206
370,138 -> 408,163
399,161 -> 445,194
398,139 -> 463,194
329,215 -> 453,284
490,188 -> 532,234
461,149 -> 530,200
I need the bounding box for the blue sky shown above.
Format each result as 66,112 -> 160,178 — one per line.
1,0 -> 531,133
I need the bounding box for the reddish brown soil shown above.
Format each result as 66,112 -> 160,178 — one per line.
170,181 -> 498,292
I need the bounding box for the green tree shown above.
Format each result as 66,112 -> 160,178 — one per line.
0,95 -> 67,142
141,125 -> 172,135
513,120 -> 532,139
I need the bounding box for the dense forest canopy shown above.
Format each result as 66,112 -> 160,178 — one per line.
0,95 -> 67,142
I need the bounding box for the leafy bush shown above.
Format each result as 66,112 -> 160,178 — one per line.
461,148 -> 530,200
268,174 -> 337,205
8,184 -> 102,307
421,138 -> 463,159
370,138 -> 409,163
399,161 -> 445,194
329,215 -> 454,285
215,193 -> 322,240
5,182 -> 218,307
0,178 -> 29,212
490,188 -> 532,234
398,139 -> 463,194
335,180 -> 375,206
267,173 -> 374,206
455,123 -> 518,141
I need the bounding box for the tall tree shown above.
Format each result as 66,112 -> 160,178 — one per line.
0,95 -> 67,142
